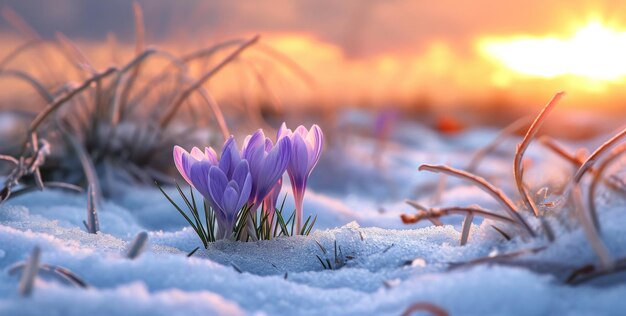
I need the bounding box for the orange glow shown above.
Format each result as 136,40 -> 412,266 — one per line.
479,21 -> 626,81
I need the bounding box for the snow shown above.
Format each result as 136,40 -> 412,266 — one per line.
1,114 -> 626,315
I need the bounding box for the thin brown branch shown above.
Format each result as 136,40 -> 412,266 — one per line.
514,92 -> 564,216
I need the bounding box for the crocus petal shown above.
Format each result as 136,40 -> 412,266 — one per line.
190,147 -> 205,160
232,160 -> 250,188
219,137 -> 240,177
237,173 -> 252,210
189,162 -> 212,202
204,147 -> 218,165
222,185 -> 239,218
264,137 -> 273,152
289,133 -> 309,186
305,124 -> 323,172
208,166 -> 228,211
242,129 -> 265,158
257,137 -> 290,199
294,125 -> 308,138
173,146 -> 193,185
277,122 -> 291,140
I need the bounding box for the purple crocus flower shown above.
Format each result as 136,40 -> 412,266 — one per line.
241,129 -> 291,209
173,137 -> 252,239
277,123 -> 323,233
207,160 -> 252,239
173,146 -> 218,186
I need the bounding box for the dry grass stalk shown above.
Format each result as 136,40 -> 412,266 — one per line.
571,185 -> 614,270
448,246 -> 547,270
27,67 -> 117,137
405,200 -> 443,226
402,204 -> 521,227
18,246 -> 40,297
587,143 -> 626,231
573,126 -> 626,184
540,136 -> 623,192
539,136 -> 583,166
567,258 -> 626,285
126,231 -> 149,259
401,302 -> 449,316
0,70 -> 53,102
467,116 -> 531,172
9,258 -> 88,289
460,212 -> 474,246
159,35 -> 260,130
418,164 -> 535,237
514,92 -> 564,216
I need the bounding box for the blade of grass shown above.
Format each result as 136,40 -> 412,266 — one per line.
460,212 -> 474,246
418,164 -> 534,237
159,35 -> 259,132
514,92 -> 564,216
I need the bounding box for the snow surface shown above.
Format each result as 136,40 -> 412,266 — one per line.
1,116 -> 626,315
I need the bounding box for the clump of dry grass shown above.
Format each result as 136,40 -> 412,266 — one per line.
403,92 -> 626,282
0,5 -> 270,235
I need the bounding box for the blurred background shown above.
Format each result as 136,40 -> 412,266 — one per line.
1,0 -> 625,134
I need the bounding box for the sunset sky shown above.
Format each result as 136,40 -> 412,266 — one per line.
2,0 -> 626,114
